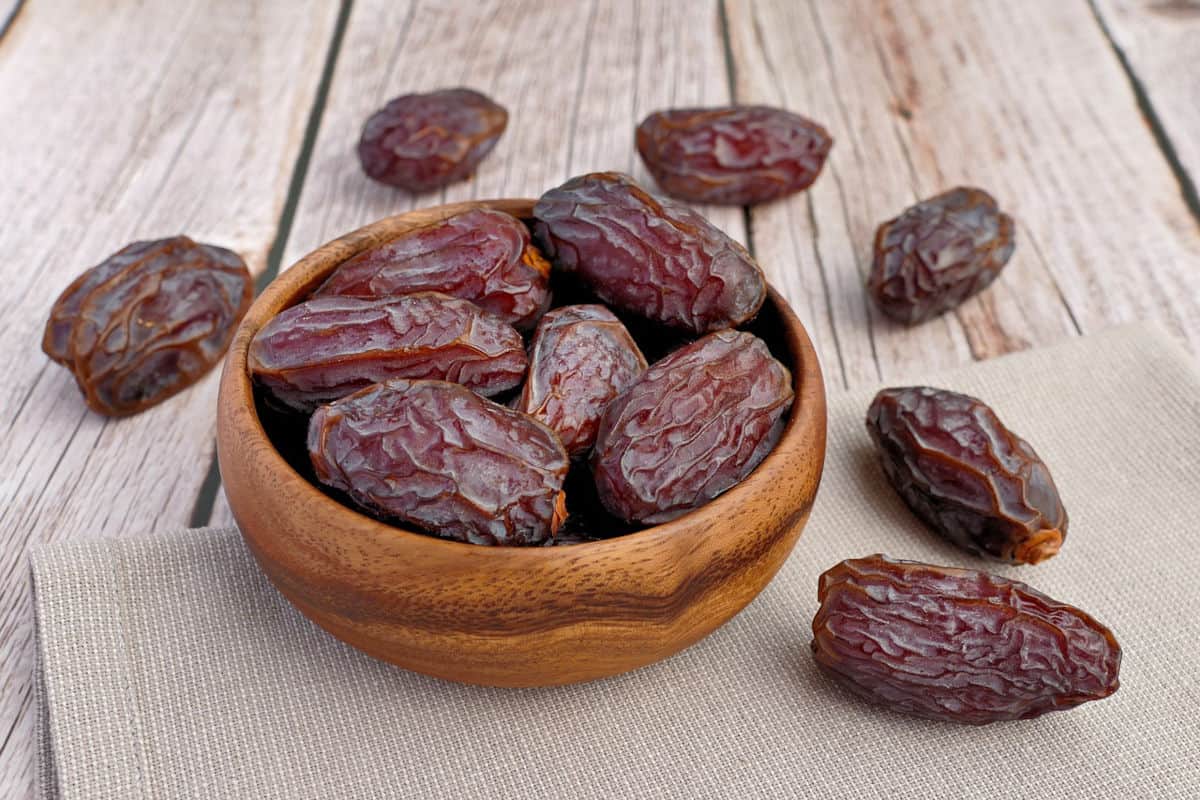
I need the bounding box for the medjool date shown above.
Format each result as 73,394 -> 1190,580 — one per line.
248,293 -> 526,412
44,236 -> 251,416
358,88 -> 508,192
866,386 -> 1066,564
308,379 -> 569,545
636,105 -> 832,205
533,172 -> 766,334
868,187 -> 1015,324
315,208 -> 551,330
591,330 -> 793,523
811,555 -> 1121,725
514,305 -> 646,457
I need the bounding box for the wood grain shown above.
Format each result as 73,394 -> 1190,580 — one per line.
1092,0 -> 1200,205
210,0 -> 742,527
726,0 -> 1200,389
217,200 -> 825,687
0,1 -> 340,794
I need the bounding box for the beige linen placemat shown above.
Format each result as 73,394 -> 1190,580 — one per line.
32,323 -> 1200,799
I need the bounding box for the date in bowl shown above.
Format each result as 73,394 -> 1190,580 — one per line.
215,199 -> 826,687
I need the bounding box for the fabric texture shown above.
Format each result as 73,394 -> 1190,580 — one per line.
33,323 -> 1200,799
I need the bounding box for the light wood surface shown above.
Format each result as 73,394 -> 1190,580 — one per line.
1093,0 -> 1200,201
217,200 -> 825,686
0,0 -> 341,794
727,0 -> 1200,389
4,0 -> 1200,794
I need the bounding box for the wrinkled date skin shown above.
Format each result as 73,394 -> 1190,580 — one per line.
248,292 -> 526,412
636,105 -> 833,205
592,330 -> 793,523
811,555 -> 1121,725
43,236 -> 251,416
866,386 -> 1067,564
533,172 -> 766,334
358,88 -> 508,192
315,208 -> 551,329
868,187 -> 1015,324
513,305 -> 647,457
308,379 -> 569,545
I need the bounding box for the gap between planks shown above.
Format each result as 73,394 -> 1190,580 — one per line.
1088,0 -> 1200,227
0,0 -> 25,43
189,0 -> 356,528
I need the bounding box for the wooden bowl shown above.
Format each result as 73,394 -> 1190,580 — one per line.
216,199 -> 826,687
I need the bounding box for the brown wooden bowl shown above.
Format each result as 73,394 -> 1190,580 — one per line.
216,199 -> 826,687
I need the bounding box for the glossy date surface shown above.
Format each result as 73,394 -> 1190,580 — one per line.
866,386 -> 1066,564
811,555 -> 1121,725
636,105 -> 832,205
868,187 -> 1015,325
315,208 -> 551,330
532,172 -> 766,334
308,379 -> 569,545
358,88 -> 508,192
591,329 -> 793,523
513,304 -> 646,457
43,236 -> 251,416
248,292 -> 526,412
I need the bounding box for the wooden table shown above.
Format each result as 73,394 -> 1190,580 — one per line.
1,1 -> 1197,795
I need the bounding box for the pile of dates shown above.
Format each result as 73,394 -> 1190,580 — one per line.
41,82 -> 1115,729
249,172 -> 795,547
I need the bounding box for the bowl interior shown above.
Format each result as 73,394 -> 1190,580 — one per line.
228,198 -> 822,550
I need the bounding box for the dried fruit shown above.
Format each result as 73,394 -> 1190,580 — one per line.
248,292 -> 526,412
533,172 -> 766,334
866,386 -> 1066,564
43,236 -> 251,416
868,187 -> 1015,324
513,305 -> 647,457
591,330 -> 792,523
308,379 -> 569,545
811,555 -> 1121,725
636,105 -> 832,205
314,208 -> 551,329
357,88 -> 508,192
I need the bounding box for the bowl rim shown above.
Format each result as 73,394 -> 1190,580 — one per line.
218,198 -> 825,559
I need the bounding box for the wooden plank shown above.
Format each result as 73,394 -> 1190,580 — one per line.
1092,0 -> 1200,204
726,0 -> 1200,388
211,0 -> 740,528
0,1 -> 341,795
